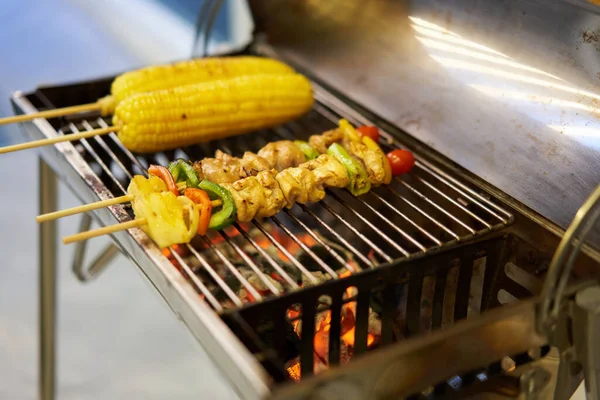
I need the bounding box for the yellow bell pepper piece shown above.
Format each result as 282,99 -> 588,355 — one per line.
361,135 -> 392,185
338,119 -> 362,142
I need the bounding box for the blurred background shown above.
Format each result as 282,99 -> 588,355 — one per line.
0,1 -> 251,399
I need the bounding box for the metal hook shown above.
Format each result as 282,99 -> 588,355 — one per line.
537,184 -> 600,335
192,0 -> 225,57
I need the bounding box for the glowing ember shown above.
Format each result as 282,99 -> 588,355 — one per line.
286,361 -> 301,382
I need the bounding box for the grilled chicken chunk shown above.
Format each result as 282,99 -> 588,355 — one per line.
257,140 -> 306,171
346,141 -> 387,185
309,129 -> 344,154
255,170 -> 286,218
276,167 -> 325,208
222,176 -> 266,222
240,152 -> 271,176
193,150 -> 247,183
302,154 -> 349,188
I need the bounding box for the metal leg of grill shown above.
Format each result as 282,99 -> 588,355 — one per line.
39,158 -> 58,400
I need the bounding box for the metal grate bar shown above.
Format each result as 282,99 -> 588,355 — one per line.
170,249 -> 223,311
186,243 -> 243,307
328,191 -> 410,257
97,118 -> 148,175
199,236 -> 263,301
66,123 -> 127,194
270,216 -> 339,279
233,222 -> 299,290
81,121 -> 132,180
383,186 -> 460,240
370,191 -> 442,246
355,195 -> 427,252
283,210 -> 357,274
298,204 -> 375,268
416,176 -> 492,229
416,160 -> 513,222
318,201 -> 392,262
219,230 -> 281,296
252,220 -> 319,285
399,180 -> 476,235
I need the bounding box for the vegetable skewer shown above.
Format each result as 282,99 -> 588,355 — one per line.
0,56 -> 296,126
53,121 -> 415,248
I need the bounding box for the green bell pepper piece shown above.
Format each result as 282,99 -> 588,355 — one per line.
327,143 -> 371,196
198,180 -> 236,230
168,159 -> 200,189
293,140 -> 320,160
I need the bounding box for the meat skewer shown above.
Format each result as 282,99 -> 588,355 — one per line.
38,120 -> 416,248
0,56 -> 296,126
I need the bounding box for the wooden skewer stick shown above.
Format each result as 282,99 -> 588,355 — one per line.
0,126 -> 116,155
0,102 -> 103,126
62,194 -> 223,244
63,218 -> 147,245
36,194 -> 134,223
37,194 -> 223,223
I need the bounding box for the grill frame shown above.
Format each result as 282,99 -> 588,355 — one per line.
11,52 -> 600,399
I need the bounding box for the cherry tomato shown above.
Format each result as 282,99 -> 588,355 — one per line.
357,125 -> 380,142
386,149 -> 415,175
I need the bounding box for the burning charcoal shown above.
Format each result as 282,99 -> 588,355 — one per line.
317,295 -> 332,307
302,271 -> 333,287
213,271 -> 242,302
298,245 -> 348,272
239,267 -> 285,293
257,317 -> 301,362
368,310 -> 382,336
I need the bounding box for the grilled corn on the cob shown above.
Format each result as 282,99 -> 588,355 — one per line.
98,56 -> 296,115
113,73 -> 314,153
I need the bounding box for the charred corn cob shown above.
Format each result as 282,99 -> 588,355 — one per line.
113,73 -> 314,153
98,56 -> 296,115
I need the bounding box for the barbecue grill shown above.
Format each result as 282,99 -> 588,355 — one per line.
9,1 -> 600,399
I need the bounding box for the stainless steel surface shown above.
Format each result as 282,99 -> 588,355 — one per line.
248,0 -> 600,246
269,300 -> 547,400
38,158 -> 57,400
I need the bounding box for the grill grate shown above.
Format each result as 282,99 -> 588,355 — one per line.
41,82 -> 513,313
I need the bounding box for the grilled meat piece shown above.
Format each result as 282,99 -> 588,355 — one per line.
240,152 -> 271,176
193,150 -> 247,183
276,167 -> 325,208
309,128 -> 344,154
302,154 -> 349,188
257,140 -> 306,171
255,170 -> 286,218
222,176 -> 266,222
346,141 -> 387,185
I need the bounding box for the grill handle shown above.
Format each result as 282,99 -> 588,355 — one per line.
537,184 -> 600,332
71,213 -> 120,282
537,184 -> 600,400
